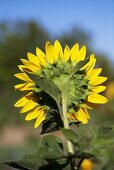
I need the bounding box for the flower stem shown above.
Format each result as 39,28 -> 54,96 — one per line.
62,87 -> 74,154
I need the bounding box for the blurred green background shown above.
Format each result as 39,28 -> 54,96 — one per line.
0,0 -> 114,169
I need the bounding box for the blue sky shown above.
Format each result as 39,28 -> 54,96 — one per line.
0,0 -> 114,61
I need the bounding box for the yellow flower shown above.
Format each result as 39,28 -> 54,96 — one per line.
14,40 -> 108,127
81,159 -> 94,170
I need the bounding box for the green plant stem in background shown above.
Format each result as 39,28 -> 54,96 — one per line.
61,86 -> 74,154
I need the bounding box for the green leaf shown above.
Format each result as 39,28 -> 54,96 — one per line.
41,135 -> 64,158
70,151 -> 94,159
5,161 -> 31,170
41,109 -> 63,134
70,58 -> 89,77
4,135 -> 65,170
88,126 -> 114,169
89,126 -> 99,140
90,125 -> 114,140
89,125 -> 114,155
5,153 -> 45,170
38,162 -> 64,170
98,125 -> 113,138
61,128 -> 78,144
29,75 -> 61,105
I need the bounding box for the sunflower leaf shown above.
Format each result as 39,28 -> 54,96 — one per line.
61,128 -> 78,144
89,125 -> 114,155
4,135 -> 66,170
29,75 -> 61,105
4,161 -> 31,170
98,125 -> 114,138
90,125 -> 114,140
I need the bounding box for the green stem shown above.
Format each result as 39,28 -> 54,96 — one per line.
62,87 -> 74,154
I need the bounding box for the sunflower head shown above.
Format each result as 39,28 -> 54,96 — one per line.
14,40 -> 108,128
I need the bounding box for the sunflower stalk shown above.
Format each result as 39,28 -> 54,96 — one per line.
61,85 -> 74,154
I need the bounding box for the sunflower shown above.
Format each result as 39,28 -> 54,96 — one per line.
14,40 -> 107,128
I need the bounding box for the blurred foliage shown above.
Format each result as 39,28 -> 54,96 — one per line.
0,20 -> 50,126
96,54 -> 114,81
0,21 -> 49,85
89,83 -> 114,126
58,27 -> 91,48
105,81 -> 114,100
0,135 -> 40,170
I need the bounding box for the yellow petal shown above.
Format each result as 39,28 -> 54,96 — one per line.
14,73 -> 32,82
27,52 -> 41,67
81,54 -> 95,71
54,40 -> 63,60
45,41 -> 54,64
34,110 -> 46,128
14,82 -> 34,91
20,100 -> 37,113
14,83 -> 26,90
89,76 -> 107,86
21,59 -> 40,72
83,107 -> 90,119
76,45 -> 86,63
25,107 -> 41,120
87,92 -> 108,104
63,45 -> 71,61
86,59 -> 96,72
18,65 -> 25,72
90,86 -> 106,93
76,108 -> 88,124
36,47 -> 46,66
71,43 -> 79,62
68,107 -> 90,123
14,96 -> 29,107
87,68 -> 102,79
14,92 -> 36,107
68,113 -> 77,121
83,102 -> 93,110
25,92 -> 37,101
18,65 -> 34,73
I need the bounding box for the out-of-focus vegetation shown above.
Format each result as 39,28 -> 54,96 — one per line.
0,21 -> 50,127
0,20 -> 114,169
